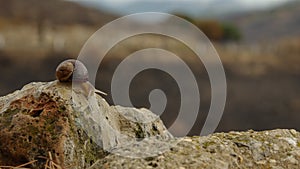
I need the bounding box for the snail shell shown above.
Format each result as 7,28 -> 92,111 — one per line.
56,59 -> 107,96
56,59 -> 88,82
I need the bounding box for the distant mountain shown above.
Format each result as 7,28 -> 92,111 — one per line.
73,0 -> 298,43
225,0 -> 300,42
75,0 -> 293,19
0,0 -> 117,26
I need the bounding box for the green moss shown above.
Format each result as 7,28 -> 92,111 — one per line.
0,108 -> 20,128
2,108 -> 19,117
195,144 -> 201,150
202,141 -> 216,149
69,109 -> 106,167
58,106 -> 67,117
59,106 -> 66,112
27,126 -> 39,135
45,120 -> 55,131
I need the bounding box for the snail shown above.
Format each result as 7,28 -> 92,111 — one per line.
56,59 -> 88,82
56,59 -> 107,96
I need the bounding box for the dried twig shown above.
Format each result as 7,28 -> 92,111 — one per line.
15,160 -> 37,168
0,151 -> 68,169
0,160 -> 36,169
87,160 -> 100,169
43,151 -> 62,169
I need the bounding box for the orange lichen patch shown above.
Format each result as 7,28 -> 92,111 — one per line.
0,93 -> 70,168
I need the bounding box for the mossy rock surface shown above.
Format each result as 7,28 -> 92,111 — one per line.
92,129 -> 300,169
0,81 -> 299,168
0,81 -> 172,168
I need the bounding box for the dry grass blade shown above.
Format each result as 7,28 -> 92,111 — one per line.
15,160 -> 37,168
43,151 -> 62,169
0,160 -> 37,169
0,166 -> 31,169
87,160 -> 100,169
0,152 -> 64,169
44,159 -> 50,169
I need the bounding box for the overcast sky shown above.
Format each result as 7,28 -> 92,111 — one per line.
72,0 -> 294,17
98,0 -> 290,6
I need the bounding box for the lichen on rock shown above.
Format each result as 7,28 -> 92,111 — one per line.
92,129 -> 300,169
0,81 -> 299,168
0,81 -> 172,168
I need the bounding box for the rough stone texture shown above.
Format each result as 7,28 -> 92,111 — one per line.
0,81 -> 300,168
0,81 -> 172,168
92,129 -> 300,169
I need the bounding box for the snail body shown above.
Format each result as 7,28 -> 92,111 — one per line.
56,59 -> 107,96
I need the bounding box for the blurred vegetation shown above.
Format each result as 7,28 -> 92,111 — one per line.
175,14 -> 242,41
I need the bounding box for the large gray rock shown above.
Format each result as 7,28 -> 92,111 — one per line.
0,81 -> 172,168
0,81 -> 299,168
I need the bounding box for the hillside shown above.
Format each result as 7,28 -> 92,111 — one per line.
226,0 -> 300,42
0,0 -> 117,26
0,0 -> 119,57
0,0 -> 118,99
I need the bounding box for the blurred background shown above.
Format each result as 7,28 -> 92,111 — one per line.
0,0 -> 299,136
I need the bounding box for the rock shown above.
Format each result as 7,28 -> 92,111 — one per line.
0,81 -> 300,168
0,81 -> 172,168
92,129 -> 300,169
